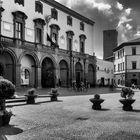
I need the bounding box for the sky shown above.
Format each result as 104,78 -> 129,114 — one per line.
55,0 -> 140,59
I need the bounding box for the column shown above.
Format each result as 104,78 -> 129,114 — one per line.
15,64 -> 21,87
37,66 -> 42,88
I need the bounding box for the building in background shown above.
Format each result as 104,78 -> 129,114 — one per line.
96,58 -> 114,86
113,38 -> 140,87
0,0 -> 96,88
103,30 -> 118,62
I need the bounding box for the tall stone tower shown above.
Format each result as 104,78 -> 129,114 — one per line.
103,30 -> 118,62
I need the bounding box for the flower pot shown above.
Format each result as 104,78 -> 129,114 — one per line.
89,98 -> 104,110
51,96 -> 58,101
25,95 -> 37,104
119,99 -> 135,111
2,114 -> 11,125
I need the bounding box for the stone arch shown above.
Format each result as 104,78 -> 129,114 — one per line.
59,60 -> 69,87
75,62 -> 83,84
88,64 -> 96,87
0,48 -> 17,84
18,51 -> 39,67
40,55 -> 57,69
41,57 -> 56,88
19,51 -> 39,87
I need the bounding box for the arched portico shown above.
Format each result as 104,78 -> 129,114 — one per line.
41,57 -> 56,88
19,53 -> 38,87
0,49 -> 17,84
88,64 -> 96,87
75,62 -> 83,84
59,60 -> 69,87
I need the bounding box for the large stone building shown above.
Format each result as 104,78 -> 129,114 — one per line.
103,30 -> 118,62
96,58 -> 114,86
0,0 -> 96,88
113,38 -> 140,87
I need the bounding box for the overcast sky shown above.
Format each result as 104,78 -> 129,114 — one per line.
55,0 -> 140,59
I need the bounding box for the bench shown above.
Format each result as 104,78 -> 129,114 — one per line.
38,94 -> 58,101
6,94 -> 58,104
6,97 -> 27,103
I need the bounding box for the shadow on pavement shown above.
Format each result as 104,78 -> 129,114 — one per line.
131,109 -> 140,113
0,125 -> 23,140
99,108 -> 110,111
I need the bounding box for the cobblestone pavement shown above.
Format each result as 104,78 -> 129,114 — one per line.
15,86 -> 121,96
1,89 -> 140,140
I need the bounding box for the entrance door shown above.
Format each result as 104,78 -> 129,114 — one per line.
75,62 -> 83,85
59,60 -> 68,87
101,77 -> 104,86
41,58 -> 55,88
0,63 -> 4,76
76,72 -> 81,84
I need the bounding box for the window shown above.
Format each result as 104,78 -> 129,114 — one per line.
35,1 -> 43,14
15,22 -> 22,39
50,24 -> 60,46
132,47 -> 136,55
66,31 -> 74,51
122,62 -> 125,71
15,0 -> 24,6
118,64 -> 120,72
114,65 -> 116,72
12,11 -> 27,44
36,28 -> 42,43
79,34 -> 86,53
80,22 -> 84,31
51,8 -> 58,20
132,61 -> 136,69
67,16 -> 72,26
33,18 -> 45,44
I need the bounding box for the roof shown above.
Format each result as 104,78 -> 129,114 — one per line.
113,38 -> 140,52
41,0 -> 95,25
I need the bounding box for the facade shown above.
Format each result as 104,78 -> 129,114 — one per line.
96,58 -> 114,86
0,0 -> 96,88
103,30 -> 118,62
113,38 -> 140,87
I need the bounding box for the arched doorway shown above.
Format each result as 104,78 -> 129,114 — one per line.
20,54 -> 36,87
0,63 -> 4,76
75,62 -> 83,84
88,64 -> 96,87
41,57 -> 55,88
59,60 -> 68,87
0,51 -> 15,83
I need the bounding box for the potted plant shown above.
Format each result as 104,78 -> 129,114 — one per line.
2,110 -> 13,125
0,76 -> 15,126
25,88 -> 38,104
49,88 -> 59,101
89,94 -> 104,110
119,87 -> 135,111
